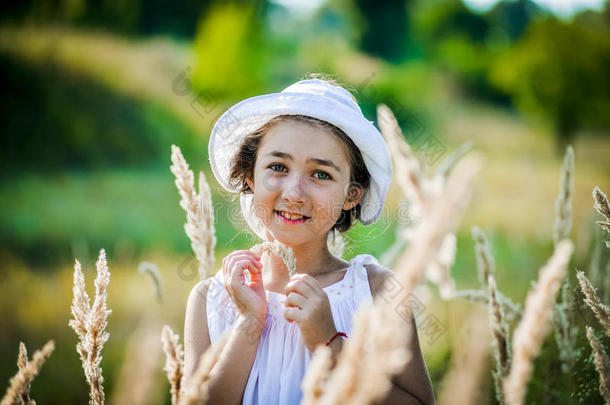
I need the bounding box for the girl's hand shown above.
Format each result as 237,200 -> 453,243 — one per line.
222,250 -> 267,322
283,273 -> 338,353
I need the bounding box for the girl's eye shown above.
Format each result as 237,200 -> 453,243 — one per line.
268,163 -> 287,173
314,170 -> 332,181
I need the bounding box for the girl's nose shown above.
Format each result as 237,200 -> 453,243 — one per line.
282,175 -> 306,205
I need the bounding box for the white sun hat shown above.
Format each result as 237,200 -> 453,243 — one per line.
208,78 -> 393,240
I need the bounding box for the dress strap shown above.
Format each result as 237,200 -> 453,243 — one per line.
346,253 -> 379,302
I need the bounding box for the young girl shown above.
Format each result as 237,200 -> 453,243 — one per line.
183,76 -> 435,404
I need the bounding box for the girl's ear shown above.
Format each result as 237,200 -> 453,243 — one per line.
343,185 -> 363,211
246,177 -> 254,191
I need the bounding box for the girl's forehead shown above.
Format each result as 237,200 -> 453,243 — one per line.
261,121 -> 348,156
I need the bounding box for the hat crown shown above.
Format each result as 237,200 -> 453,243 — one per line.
281,79 -> 362,115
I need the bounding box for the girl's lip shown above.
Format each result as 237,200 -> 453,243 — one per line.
275,210 -> 310,223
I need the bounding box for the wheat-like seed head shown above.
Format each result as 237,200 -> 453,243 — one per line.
138,261 -> 164,302
300,345 -> 333,405
0,340 -> 55,405
577,270 -> 610,335
504,240 -> 573,405
552,282 -> 579,374
553,145 -> 574,247
586,326 -> 610,404
489,275 -> 511,375
161,325 -> 184,405
437,311 -> 490,405
449,289 -> 522,322
377,104 -> 426,219
110,319 -> 164,405
472,226 -> 496,287
180,330 -> 230,405
426,233 -> 457,299
250,241 -> 296,277
593,186 -> 610,248
68,249 -> 111,405
170,145 -> 216,279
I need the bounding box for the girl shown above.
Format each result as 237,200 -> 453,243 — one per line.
183,75 -> 435,404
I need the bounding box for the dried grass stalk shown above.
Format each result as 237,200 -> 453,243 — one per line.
504,240 -> 573,405
161,325 -> 184,405
585,326 -> 610,404
180,330 -> 230,405
553,145 -> 574,247
593,186 -> 610,248
594,187 -> 610,230
472,226 -> 495,287
448,289 -> 522,322
250,241 -> 296,277
300,345 -> 333,405
426,233 -> 457,299
435,140 -> 474,180
314,300 -> 409,405
488,275 -> 511,405
552,282 -> 579,374
392,153 -> 483,296
0,340 -> 55,405
138,261 -> 164,302
377,104 -> 426,218
69,249 -> 112,405
577,271 -> 610,335
438,311 -> 490,405
170,144 -> 216,279
110,319 -> 164,405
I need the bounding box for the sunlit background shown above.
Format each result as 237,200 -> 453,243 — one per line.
0,0 -> 609,403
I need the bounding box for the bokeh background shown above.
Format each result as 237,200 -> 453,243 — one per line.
1,0 -> 609,403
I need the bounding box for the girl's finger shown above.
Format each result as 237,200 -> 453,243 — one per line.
248,261 -> 264,284
291,273 -> 321,291
283,306 -> 303,324
284,278 -> 316,299
226,255 -> 261,280
230,259 -> 260,288
285,291 -> 307,309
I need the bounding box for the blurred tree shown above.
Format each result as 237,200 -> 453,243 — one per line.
490,17 -> 610,149
411,0 -> 507,102
0,0 -> 269,39
0,52 -> 200,176
486,0 -> 542,41
191,1 -> 267,100
352,0 -> 414,62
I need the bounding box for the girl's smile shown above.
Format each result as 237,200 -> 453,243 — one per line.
274,210 -> 311,224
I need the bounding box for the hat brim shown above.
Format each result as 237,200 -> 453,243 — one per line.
208,91 -> 392,229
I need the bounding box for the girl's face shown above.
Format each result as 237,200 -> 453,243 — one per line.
245,120 -> 362,247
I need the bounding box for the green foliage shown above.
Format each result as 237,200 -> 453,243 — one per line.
0,51 -> 201,177
191,2 -> 267,100
352,0 -> 413,62
490,17 -> 610,145
0,168 -> 251,268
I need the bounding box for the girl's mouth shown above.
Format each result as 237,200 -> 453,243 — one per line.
274,210 -> 311,224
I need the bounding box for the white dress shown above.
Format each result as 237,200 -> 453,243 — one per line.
206,253 -> 380,405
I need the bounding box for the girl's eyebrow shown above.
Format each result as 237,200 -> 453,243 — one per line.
266,151 -> 341,173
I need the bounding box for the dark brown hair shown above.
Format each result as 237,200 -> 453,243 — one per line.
228,114 -> 371,233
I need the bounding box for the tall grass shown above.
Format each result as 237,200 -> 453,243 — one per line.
2,106 -> 610,405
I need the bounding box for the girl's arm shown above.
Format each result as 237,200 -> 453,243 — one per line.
366,264 -> 436,405
184,279 -> 265,405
